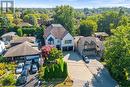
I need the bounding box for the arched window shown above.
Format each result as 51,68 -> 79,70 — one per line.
48,37 -> 54,45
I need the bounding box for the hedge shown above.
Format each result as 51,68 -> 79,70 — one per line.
44,60 -> 68,80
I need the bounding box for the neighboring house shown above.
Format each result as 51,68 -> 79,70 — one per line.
74,36 -> 84,51
75,36 -> 104,59
1,32 -> 17,45
4,41 -> 41,62
0,40 -> 6,55
10,37 -> 37,47
44,24 -> 74,51
93,32 -> 109,41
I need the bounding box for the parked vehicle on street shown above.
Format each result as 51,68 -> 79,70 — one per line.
31,64 -> 38,74
16,63 -> 24,74
82,55 -> 90,63
21,69 -> 29,77
16,76 -> 27,85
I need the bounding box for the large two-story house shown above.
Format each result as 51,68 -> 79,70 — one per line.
44,24 -> 74,51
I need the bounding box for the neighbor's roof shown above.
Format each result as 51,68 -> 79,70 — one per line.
10,37 -> 35,44
1,32 -> 16,37
78,36 -> 104,51
4,41 -> 40,57
74,36 -> 84,43
44,24 -> 68,39
18,22 -> 32,27
94,32 -> 109,37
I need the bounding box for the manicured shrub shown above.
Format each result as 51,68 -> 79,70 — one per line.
63,62 -> 68,78
44,60 -> 68,80
17,28 -> 23,36
41,45 -> 54,59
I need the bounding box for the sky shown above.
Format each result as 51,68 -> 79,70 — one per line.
13,0 -> 130,8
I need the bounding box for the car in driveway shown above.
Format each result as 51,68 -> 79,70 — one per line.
21,69 -> 29,77
31,64 -> 38,74
16,76 -> 27,85
16,63 -> 24,74
24,61 -> 31,71
82,55 -> 90,63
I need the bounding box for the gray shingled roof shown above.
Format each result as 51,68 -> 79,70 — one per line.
44,24 -> 68,39
94,32 -> 109,37
79,36 -> 104,51
4,41 -> 40,57
10,37 -> 35,44
1,32 -> 16,37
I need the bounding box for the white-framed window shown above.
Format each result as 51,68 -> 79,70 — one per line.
64,40 -> 72,44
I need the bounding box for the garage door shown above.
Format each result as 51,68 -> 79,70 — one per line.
62,47 -> 68,51
62,46 -> 73,51
68,46 -> 73,51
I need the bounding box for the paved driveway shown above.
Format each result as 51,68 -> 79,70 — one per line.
63,51 -> 118,87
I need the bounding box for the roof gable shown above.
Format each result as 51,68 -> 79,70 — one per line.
44,24 -> 68,39
78,36 -> 104,51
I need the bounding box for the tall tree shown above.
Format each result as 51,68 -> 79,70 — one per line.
97,9 -> 126,35
104,26 -> 130,86
79,19 -> 97,36
54,5 -> 76,35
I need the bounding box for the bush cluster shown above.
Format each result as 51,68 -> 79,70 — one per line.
2,74 -> 16,86
44,59 -> 68,80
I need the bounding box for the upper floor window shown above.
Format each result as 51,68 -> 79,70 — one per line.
64,40 -> 72,44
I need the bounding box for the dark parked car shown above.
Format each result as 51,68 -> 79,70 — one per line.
82,55 -> 90,63
16,76 -> 27,85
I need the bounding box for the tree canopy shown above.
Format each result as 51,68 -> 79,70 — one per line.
79,19 -> 97,36
54,5 -> 76,35
104,26 -> 130,86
